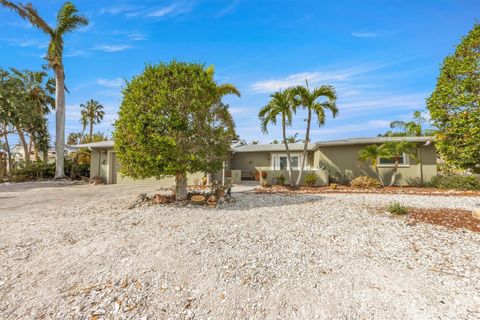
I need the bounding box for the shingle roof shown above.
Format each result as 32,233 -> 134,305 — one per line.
232,143 -> 316,153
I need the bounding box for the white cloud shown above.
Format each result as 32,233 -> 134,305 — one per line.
229,107 -> 248,115
215,0 -> 241,17
352,31 -> 379,38
93,44 -> 132,52
147,5 -> 177,17
97,78 -> 124,88
250,64 -> 390,93
128,33 -> 146,41
65,50 -> 86,57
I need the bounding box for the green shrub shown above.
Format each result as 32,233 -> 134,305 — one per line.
276,174 -> 286,185
10,159 -> 90,182
430,174 -> 480,191
387,202 -> 408,215
304,172 -> 318,187
406,177 -> 431,188
350,176 -> 382,188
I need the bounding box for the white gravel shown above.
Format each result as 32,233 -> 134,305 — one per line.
0,192 -> 479,319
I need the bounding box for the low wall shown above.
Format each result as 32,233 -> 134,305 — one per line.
255,167 -> 329,186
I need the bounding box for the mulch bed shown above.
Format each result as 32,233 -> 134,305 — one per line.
408,208 -> 480,232
255,185 -> 480,197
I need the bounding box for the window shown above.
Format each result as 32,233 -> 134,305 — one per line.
272,154 -> 301,170
378,153 -> 408,166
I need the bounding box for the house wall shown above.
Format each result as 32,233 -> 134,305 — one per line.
230,151 -> 315,175
90,148 -> 207,186
313,144 -> 437,185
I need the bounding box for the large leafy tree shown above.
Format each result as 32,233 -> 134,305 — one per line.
1,1 -> 89,178
114,61 -> 239,201
80,99 -> 105,142
292,82 -> 338,186
258,89 -> 296,186
427,22 -> 480,173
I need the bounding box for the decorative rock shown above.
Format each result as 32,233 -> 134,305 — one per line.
152,194 -> 168,204
472,208 -> 480,220
191,195 -> 206,205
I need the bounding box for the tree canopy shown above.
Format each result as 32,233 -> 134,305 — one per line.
427,22 -> 480,173
114,61 -> 238,200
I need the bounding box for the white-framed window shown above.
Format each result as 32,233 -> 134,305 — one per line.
378,153 -> 409,167
271,154 -> 302,170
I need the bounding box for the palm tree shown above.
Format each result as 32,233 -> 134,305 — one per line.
80,99 -> 105,142
1,1 -> 89,178
382,141 -> 418,186
292,81 -> 338,187
357,144 -> 390,186
10,68 -> 54,162
259,89 -> 296,186
284,132 -> 302,143
390,111 -> 425,136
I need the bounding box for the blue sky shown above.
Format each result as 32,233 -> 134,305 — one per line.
1,0 -> 478,144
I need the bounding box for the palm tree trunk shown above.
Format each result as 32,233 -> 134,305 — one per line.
295,108 -> 312,186
29,133 -> 40,162
15,125 -> 30,163
175,172 -> 188,201
54,67 -> 66,179
3,125 -> 12,172
89,120 -> 93,142
376,166 -> 384,186
388,159 -> 399,187
282,115 -> 294,187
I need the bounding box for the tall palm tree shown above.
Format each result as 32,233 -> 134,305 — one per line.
80,99 -> 105,142
1,1 -> 89,178
382,141 -> 418,186
259,89 -> 295,186
357,144 -> 390,186
292,81 -> 338,187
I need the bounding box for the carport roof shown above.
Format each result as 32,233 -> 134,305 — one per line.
73,141 -> 114,149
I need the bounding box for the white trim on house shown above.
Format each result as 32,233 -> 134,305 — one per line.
378,152 -> 410,168
271,153 -> 307,170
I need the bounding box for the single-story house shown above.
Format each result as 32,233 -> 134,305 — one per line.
75,136 -> 437,186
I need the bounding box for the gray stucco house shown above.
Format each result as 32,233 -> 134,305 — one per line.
75,136 -> 437,186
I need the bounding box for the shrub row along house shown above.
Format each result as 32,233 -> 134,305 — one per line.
75,136 -> 436,186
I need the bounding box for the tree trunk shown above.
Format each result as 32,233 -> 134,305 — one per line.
3,126 -> 12,172
30,133 -> 40,162
54,67 -> 66,179
175,172 -> 188,201
281,115 -> 294,187
89,121 -> 93,142
15,125 -> 30,163
376,166 -> 384,186
388,159 -> 399,187
295,108 -> 312,186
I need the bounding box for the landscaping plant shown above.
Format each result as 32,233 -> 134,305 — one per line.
350,176 -> 382,189
430,174 -> 480,191
304,172 -> 318,187
427,22 -> 480,173
387,202 -> 408,215
114,61 -> 239,201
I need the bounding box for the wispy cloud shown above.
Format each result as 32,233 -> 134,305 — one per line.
352,31 -> 380,38
65,50 -> 87,58
250,63 -> 393,93
4,38 -> 47,49
147,5 -> 177,17
97,78 -> 125,88
99,5 -> 141,15
128,33 -> 147,41
93,44 -> 132,52
288,120 -> 392,136
215,0 -> 241,18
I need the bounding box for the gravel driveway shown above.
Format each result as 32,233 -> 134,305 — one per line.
0,185 -> 479,319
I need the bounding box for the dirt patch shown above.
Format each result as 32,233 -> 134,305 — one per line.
256,185 -> 480,197
408,207 -> 480,232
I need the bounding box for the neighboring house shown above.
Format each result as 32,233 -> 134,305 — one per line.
10,144 -> 71,164
75,136 -> 437,186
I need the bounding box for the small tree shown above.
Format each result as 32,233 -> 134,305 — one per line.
114,61 -> 238,200
381,141 -> 418,186
357,144 -> 389,186
427,22 -> 480,173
